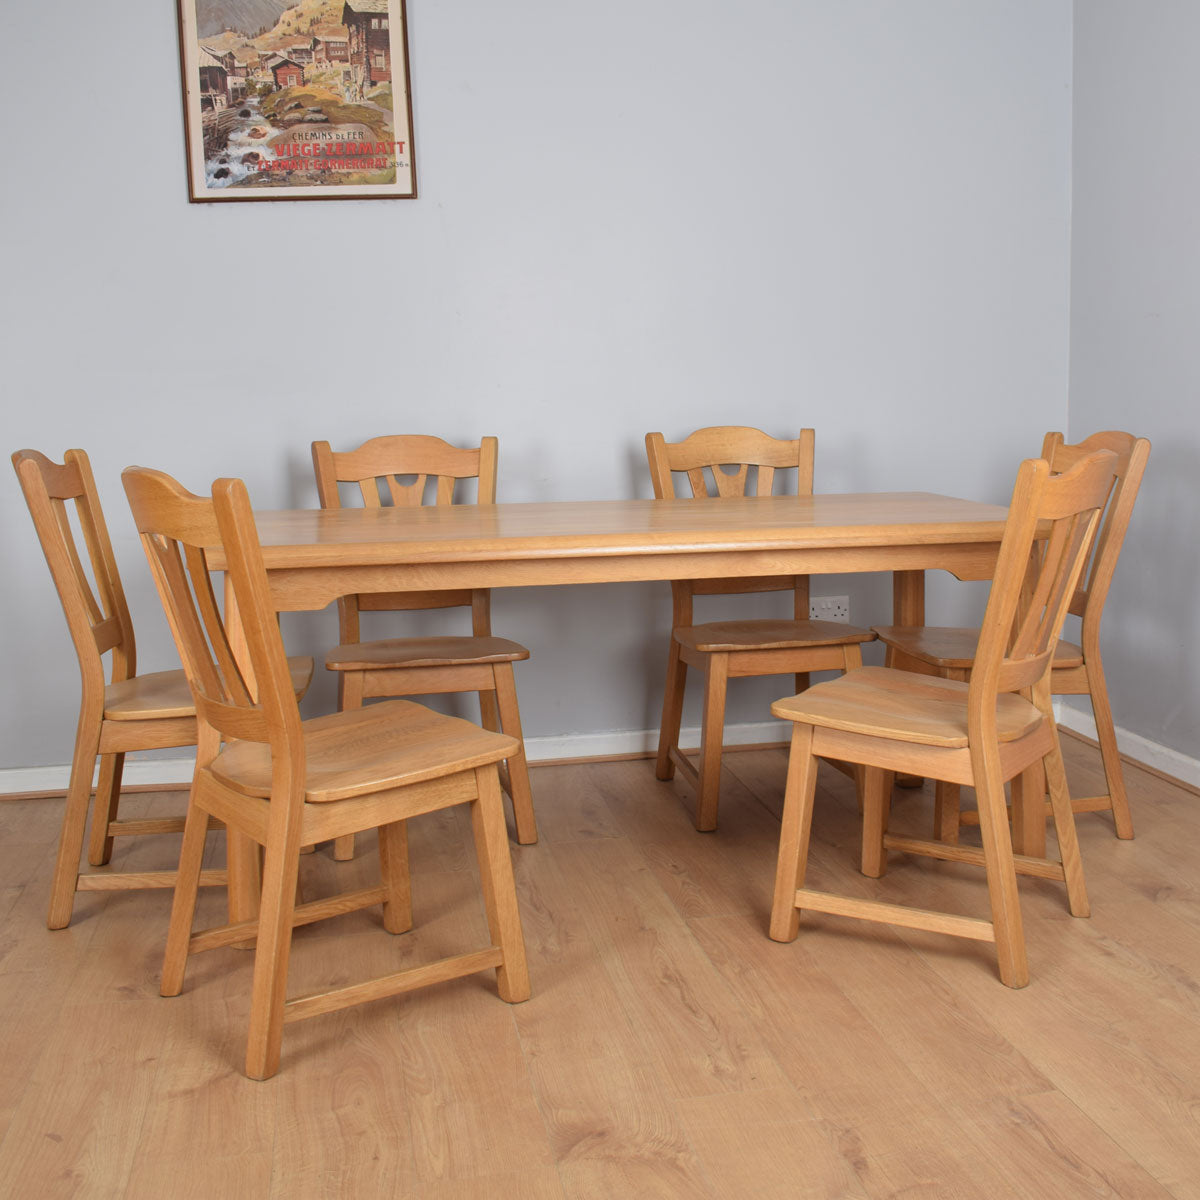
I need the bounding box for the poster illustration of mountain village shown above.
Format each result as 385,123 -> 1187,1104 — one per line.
178,0 -> 415,200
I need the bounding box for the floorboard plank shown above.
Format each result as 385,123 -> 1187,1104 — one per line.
0,737 -> 1195,1196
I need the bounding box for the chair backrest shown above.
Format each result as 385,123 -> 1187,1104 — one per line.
13,448 -> 137,696
1041,430 -> 1150,647
122,468 -> 298,764
644,426 -> 815,615
970,450 -> 1117,717
646,426 -> 815,501
311,434 -> 498,636
312,434 -> 498,509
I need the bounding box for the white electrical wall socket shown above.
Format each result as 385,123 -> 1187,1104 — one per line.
809,595 -> 850,623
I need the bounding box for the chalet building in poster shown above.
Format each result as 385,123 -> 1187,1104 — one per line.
196,45 -> 229,111
267,56 -> 304,90
314,28 -> 351,64
343,0 -> 392,86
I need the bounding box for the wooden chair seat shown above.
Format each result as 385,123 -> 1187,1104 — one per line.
676,618 -> 876,655
103,669 -> 196,720
325,636 -> 530,672
212,699 -> 516,803
313,434 -> 537,852
1053,640 -> 1086,671
104,657 -> 314,720
645,426 -> 876,831
870,430 -> 1150,842
871,627 -> 1087,673
772,667 -> 1043,749
769,450 -> 1116,987
124,468 -> 530,1080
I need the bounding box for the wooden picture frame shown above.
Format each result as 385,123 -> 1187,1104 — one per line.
176,0 -> 416,202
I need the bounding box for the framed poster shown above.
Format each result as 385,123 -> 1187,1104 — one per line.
176,0 -> 416,202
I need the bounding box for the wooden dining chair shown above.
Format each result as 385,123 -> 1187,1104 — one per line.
645,427 -> 875,831
769,450 -> 1117,987
122,466 -> 530,1080
872,431 -> 1150,843
12,449 -> 312,930
312,435 -> 536,857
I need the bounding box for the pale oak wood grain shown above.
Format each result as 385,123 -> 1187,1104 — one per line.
225,492 -> 1012,608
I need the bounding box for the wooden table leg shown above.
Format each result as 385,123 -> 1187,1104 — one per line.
893,570 -> 927,789
893,569 -> 926,626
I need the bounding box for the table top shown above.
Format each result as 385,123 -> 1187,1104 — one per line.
245,492 -> 1011,569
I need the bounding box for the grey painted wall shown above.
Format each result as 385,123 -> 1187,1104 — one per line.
1068,4 -> 1200,759
2,2 -> 1076,772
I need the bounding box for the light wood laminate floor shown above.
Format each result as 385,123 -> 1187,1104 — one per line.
0,734 -> 1197,1198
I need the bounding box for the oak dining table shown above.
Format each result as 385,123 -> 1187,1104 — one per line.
216,490 -> 1013,919
229,491 -> 1013,622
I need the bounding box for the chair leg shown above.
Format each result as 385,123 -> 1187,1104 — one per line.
469,766 -> 530,1004
244,827 -> 303,1081
695,654 -> 729,832
332,670 -> 365,862
832,647 -> 869,808
1010,762 -> 1047,859
478,687 -> 501,734
160,799 -> 212,998
933,782 -> 961,844
340,668 -> 365,710
770,724 -> 818,942
378,818 -> 412,934
87,751 -> 125,866
935,676 -> 994,846
492,664 -> 537,845
47,716 -> 102,930
1041,720 -> 1090,918
860,769 -> 894,878
889,645 -> 927,792
973,754 -> 1029,988
655,638 -> 687,781
1086,661 -> 1134,839
481,682 -> 510,805
227,831 -> 263,934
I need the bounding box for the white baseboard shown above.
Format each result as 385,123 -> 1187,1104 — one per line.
0,757 -> 199,796
517,719 -> 788,763
0,719 -> 791,796
4,714 -> 1191,797
1053,702 -> 1200,791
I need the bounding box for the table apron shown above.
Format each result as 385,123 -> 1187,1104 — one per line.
265,543 -> 1000,612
